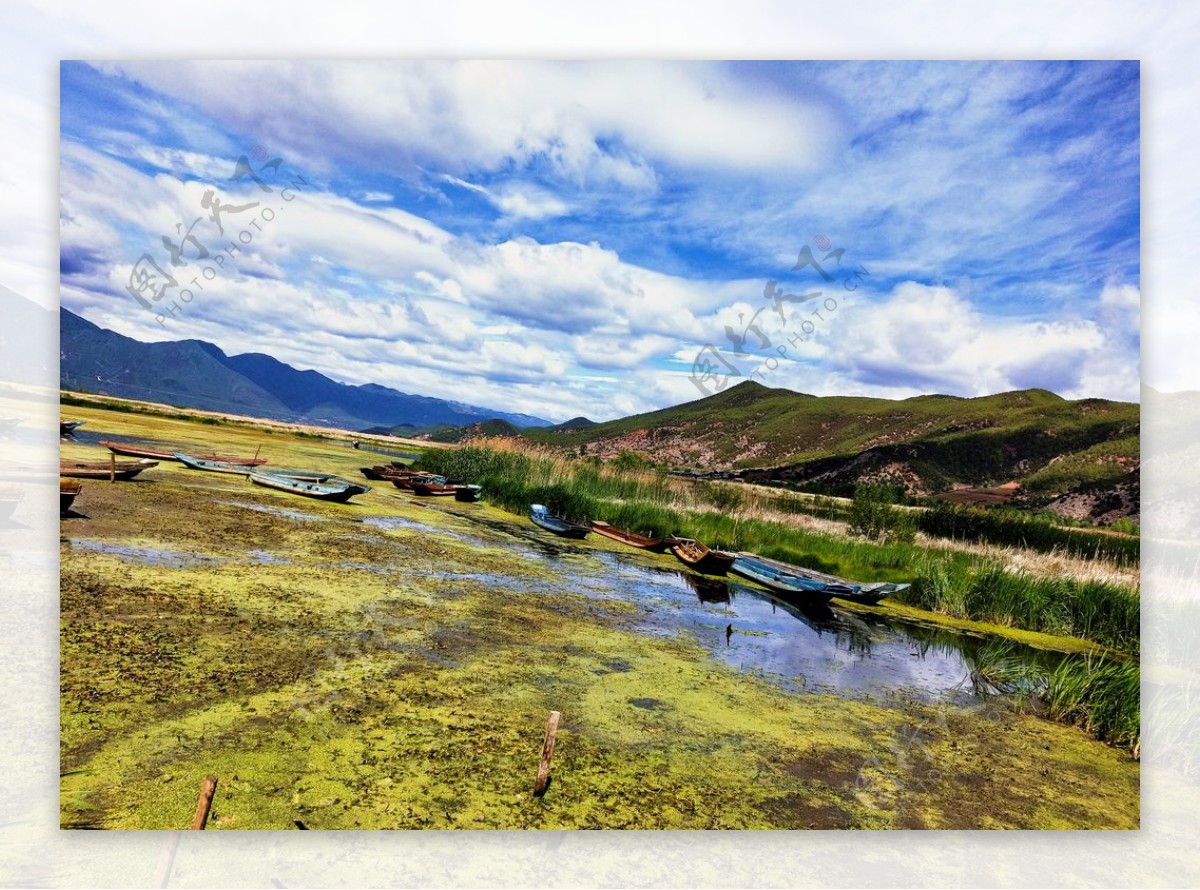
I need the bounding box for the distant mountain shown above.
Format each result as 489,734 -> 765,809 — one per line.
525,380 -> 1139,501
59,308 -> 552,430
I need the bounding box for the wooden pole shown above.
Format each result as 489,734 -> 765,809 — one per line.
191,775 -> 218,829
533,710 -> 560,797
109,452 -> 116,482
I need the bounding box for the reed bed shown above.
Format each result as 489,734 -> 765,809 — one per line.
418,439 -> 1139,654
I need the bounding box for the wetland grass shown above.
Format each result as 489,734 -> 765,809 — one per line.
417,440 -> 1140,656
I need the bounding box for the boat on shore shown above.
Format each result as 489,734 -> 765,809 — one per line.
60,458 -> 157,480
671,538 -> 737,576
174,452 -> 254,475
360,465 -> 417,481
60,479 -> 82,514
249,469 -> 370,502
737,552 -> 908,605
61,420 -> 85,435
103,439 -> 267,465
589,520 -> 674,553
729,555 -> 839,607
530,504 -> 590,539
390,471 -> 433,490
410,478 -> 460,497
454,484 -> 482,503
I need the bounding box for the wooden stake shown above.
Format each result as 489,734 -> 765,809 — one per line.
533,710 -> 560,797
191,775 -> 218,829
109,452 -> 116,483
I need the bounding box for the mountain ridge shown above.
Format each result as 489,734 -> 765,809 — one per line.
59,308 -> 552,431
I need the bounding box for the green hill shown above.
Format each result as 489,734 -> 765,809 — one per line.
526,381 -> 1138,499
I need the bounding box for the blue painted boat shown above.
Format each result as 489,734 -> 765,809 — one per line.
738,552 -> 909,605
174,452 -> 254,475
530,503 -> 589,539
730,555 -> 840,607
249,469 -> 371,502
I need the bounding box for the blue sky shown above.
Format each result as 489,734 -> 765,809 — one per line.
59,60 -> 1140,422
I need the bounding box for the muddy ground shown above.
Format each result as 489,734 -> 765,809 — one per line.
59,404 -> 1139,829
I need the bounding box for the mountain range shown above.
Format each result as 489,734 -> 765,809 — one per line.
59,308 -> 551,430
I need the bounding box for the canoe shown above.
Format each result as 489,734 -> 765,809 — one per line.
360,465 -> 417,481
174,452 -> 254,475
530,504 -> 590,539
60,479 -> 82,514
60,421 -> 85,434
738,552 -> 909,605
671,538 -> 737,576
729,555 -> 838,607
589,520 -> 673,553
59,459 -> 158,480
410,478 -> 459,497
454,484 -> 482,503
102,439 -> 267,465
249,469 -> 370,502
391,472 -> 438,490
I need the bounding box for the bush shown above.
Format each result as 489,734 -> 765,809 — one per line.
848,484 -> 916,543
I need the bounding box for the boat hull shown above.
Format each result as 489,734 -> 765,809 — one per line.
60,480 -> 82,514
671,539 -> 736,576
59,459 -> 157,480
174,452 -> 253,475
737,552 -> 906,604
530,504 -> 590,538
249,470 -> 370,502
590,521 -> 671,552
730,557 -> 837,606
103,439 -> 266,465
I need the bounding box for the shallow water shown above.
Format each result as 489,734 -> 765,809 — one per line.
63,538 -> 226,568
429,506 -> 1067,705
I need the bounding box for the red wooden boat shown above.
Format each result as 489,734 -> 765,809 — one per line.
60,458 -> 158,480
589,521 -> 674,553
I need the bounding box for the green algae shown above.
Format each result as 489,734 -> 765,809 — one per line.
60,404 -> 1139,829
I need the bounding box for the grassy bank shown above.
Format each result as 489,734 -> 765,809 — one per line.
417,439 -> 1139,751
416,440 -> 1139,649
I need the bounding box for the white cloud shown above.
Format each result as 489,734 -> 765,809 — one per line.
94,60 -> 843,188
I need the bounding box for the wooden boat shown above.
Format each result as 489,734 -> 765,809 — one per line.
530,504 -> 590,539
249,469 -> 370,502
360,465 -> 418,481
60,479 -> 82,514
59,458 -> 158,480
729,555 -> 838,606
738,552 -> 908,605
670,538 -> 736,576
589,520 -> 673,553
411,478 -> 460,497
393,473 -> 444,491
60,420 -> 85,435
102,439 -> 267,465
454,484 -> 482,503
174,452 -> 253,475
390,471 -> 434,490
